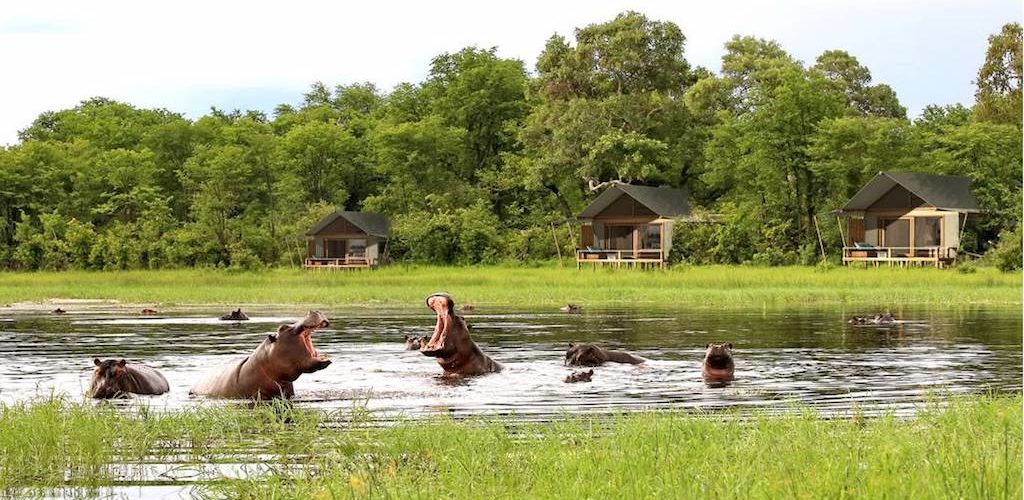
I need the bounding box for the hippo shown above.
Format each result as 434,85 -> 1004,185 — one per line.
141,308 -> 158,315
460,304 -> 476,313
560,304 -> 581,313
703,343 -> 735,384
52,308 -> 66,315
89,359 -> 170,399
404,335 -> 429,350
420,293 -> 501,377
848,313 -> 898,326
564,343 -> 645,366
564,369 -> 594,383
220,308 -> 249,321
190,311 -> 331,399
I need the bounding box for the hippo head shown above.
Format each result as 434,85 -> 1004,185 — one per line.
404,335 -> 428,351
564,342 -> 603,366
264,311 -> 331,378
420,293 -> 468,358
704,343 -> 734,369
89,358 -> 130,399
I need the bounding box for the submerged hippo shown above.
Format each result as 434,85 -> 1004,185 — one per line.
849,313 -> 898,326
702,343 -> 735,384
190,311 -> 331,399
564,343 -> 645,366
51,308 -> 67,315
560,304 -> 581,314
564,369 -> 594,383
141,308 -> 158,315
420,293 -> 501,377
220,308 -> 249,321
404,335 -> 429,350
89,359 -> 170,399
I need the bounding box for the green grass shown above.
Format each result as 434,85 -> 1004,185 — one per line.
0,264 -> 1019,308
1,395 -> 1020,498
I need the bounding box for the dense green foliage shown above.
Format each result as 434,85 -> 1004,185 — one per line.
1,395 -> 1019,498
0,13 -> 1019,269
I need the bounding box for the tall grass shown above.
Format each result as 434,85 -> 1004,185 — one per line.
0,265 -> 1019,308
1,395 -> 1020,498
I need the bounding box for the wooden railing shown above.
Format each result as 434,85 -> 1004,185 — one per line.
576,249 -> 666,268
842,246 -> 954,267
304,255 -> 376,269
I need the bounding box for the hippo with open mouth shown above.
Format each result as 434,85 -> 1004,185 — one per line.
703,343 -> 735,385
420,293 -> 501,377
88,359 -> 170,399
190,311 -> 331,399
564,343 -> 645,366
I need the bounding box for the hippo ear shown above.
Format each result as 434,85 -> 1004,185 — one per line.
93,358 -> 101,367
727,343 -> 733,350
267,334 -> 277,343
568,342 -> 575,348
705,343 -> 710,349
117,359 -> 126,367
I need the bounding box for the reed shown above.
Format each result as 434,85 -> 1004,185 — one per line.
0,394 -> 1019,498
0,264 -> 1019,309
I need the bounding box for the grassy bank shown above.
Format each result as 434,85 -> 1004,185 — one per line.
1,395 -> 1019,498
0,265 -> 1020,309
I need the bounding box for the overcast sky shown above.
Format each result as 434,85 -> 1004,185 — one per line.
1,0 -> 1019,145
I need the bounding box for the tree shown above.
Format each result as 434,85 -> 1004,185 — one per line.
811,50 -> 906,119
278,122 -> 361,207
974,23 -> 1023,126
520,11 -> 702,219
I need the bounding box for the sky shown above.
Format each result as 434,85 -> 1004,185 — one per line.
0,0 -> 1020,145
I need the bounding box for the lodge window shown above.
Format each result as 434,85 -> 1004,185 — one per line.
326,240 -> 346,258
914,217 -> 941,247
349,239 -> 367,257
640,224 -> 661,250
605,226 -> 634,250
881,218 -> 910,249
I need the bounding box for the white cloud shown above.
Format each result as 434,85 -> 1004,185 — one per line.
0,0 -> 1019,145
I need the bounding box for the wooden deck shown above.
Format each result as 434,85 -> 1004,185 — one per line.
842,246 -> 954,268
304,257 -> 377,269
576,249 -> 667,269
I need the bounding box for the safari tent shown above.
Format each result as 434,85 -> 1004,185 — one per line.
834,171 -> 982,268
576,183 -> 696,268
304,211 -> 390,269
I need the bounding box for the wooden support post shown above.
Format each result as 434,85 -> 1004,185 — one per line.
836,216 -> 846,247
813,214 -> 826,260
550,222 -> 563,266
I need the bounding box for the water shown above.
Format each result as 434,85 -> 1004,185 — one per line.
1,305 -> 1020,418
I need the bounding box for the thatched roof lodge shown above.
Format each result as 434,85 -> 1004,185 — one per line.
835,171 -> 982,268
304,211 -> 390,269
576,183 -> 695,268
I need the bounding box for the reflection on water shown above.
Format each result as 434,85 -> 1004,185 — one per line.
1,306 -> 1019,419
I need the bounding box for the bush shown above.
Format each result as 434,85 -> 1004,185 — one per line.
455,202 -> 503,264
988,225 -> 1022,272
505,226 -> 562,262
391,203 -> 509,264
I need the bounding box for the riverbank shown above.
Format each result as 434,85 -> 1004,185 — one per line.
0,265 -> 1019,309
1,394 -> 1019,498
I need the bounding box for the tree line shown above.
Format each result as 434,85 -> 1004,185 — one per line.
0,12 -> 1020,270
